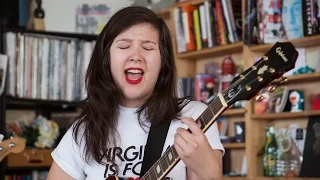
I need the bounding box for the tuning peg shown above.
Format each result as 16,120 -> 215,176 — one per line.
268,85 -> 276,93
279,77 -> 288,84
262,56 -> 269,61
257,76 -> 263,82
252,66 -> 257,70
269,68 -> 275,73
8,131 -> 15,139
256,95 -> 264,102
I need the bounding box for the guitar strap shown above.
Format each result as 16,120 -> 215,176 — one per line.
140,119 -> 171,177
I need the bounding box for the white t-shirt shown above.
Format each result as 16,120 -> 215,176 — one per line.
51,100 -> 225,180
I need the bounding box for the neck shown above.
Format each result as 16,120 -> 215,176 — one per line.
120,99 -> 143,108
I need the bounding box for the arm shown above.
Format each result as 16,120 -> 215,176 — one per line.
174,118 -> 224,180
47,161 -> 75,180
48,124 -> 86,180
186,150 -> 223,180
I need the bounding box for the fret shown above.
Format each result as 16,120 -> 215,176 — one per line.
208,103 -> 215,117
140,171 -> 151,180
148,167 -> 158,180
154,161 -> 164,179
203,108 -> 213,124
171,146 -> 179,162
208,99 -> 223,115
165,147 -> 176,165
163,151 -> 171,170
160,154 -> 169,172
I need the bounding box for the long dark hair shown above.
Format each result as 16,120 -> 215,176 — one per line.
73,6 -> 189,164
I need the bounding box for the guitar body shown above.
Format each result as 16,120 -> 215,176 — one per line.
105,176 -> 139,180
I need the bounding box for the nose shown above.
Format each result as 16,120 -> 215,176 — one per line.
129,56 -> 142,62
129,46 -> 143,63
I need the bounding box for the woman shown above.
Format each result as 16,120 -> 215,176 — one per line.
47,6 -> 224,180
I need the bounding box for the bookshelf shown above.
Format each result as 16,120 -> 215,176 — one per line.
0,26 -> 96,179
165,0 -> 320,179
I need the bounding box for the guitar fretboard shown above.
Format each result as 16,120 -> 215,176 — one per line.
140,96 -> 226,180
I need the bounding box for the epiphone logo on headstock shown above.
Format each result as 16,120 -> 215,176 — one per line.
276,47 -> 288,62
227,85 -> 242,99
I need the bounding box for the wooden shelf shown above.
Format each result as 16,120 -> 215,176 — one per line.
223,177 -> 246,180
272,72 -> 320,85
222,108 -> 246,116
6,28 -> 98,41
249,35 -> 320,52
6,96 -> 85,110
7,148 -> 53,168
173,0 -> 206,7
177,41 -> 243,60
255,177 -> 320,180
251,110 -> 320,120
223,143 -> 245,149
156,7 -> 171,18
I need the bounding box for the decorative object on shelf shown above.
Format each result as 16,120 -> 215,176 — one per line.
234,121 -> 245,143
132,0 -> 176,11
27,0 -> 45,30
312,93 -> 320,110
220,56 -> 236,92
0,133 -> 26,162
75,4 -> 111,34
267,86 -> 289,113
263,124 -> 278,177
34,115 -> 60,149
275,127 -> 303,177
289,90 -> 304,112
300,116 -> 320,177
195,73 -> 218,104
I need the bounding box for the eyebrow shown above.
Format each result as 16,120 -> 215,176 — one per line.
116,38 -> 156,44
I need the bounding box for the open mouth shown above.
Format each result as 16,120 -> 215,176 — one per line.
124,68 -> 144,84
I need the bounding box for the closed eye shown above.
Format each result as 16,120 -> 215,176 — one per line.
118,46 -> 130,49
143,47 -> 154,51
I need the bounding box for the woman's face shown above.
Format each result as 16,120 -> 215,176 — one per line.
109,23 -> 161,108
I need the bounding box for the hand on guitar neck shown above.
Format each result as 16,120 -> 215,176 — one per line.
0,133 -> 26,162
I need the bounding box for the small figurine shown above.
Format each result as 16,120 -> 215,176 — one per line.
289,90 -> 304,112
312,93 -> 320,110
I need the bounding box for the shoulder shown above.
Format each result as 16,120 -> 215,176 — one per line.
181,100 -> 208,120
50,119 -> 87,179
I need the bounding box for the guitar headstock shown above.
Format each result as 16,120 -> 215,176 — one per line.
0,133 -> 26,162
223,41 -> 298,106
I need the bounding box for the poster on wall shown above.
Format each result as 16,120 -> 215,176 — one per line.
75,4 -> 111,34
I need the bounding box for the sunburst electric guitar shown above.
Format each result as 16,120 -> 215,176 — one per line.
106,42 -> 299,180
0,134 -> 26,162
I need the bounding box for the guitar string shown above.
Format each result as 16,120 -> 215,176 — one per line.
141,56 -> 274,180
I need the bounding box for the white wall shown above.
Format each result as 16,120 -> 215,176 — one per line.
43,0 -> 134,33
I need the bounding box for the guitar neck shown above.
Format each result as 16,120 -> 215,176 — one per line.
140,93 -> 228,180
